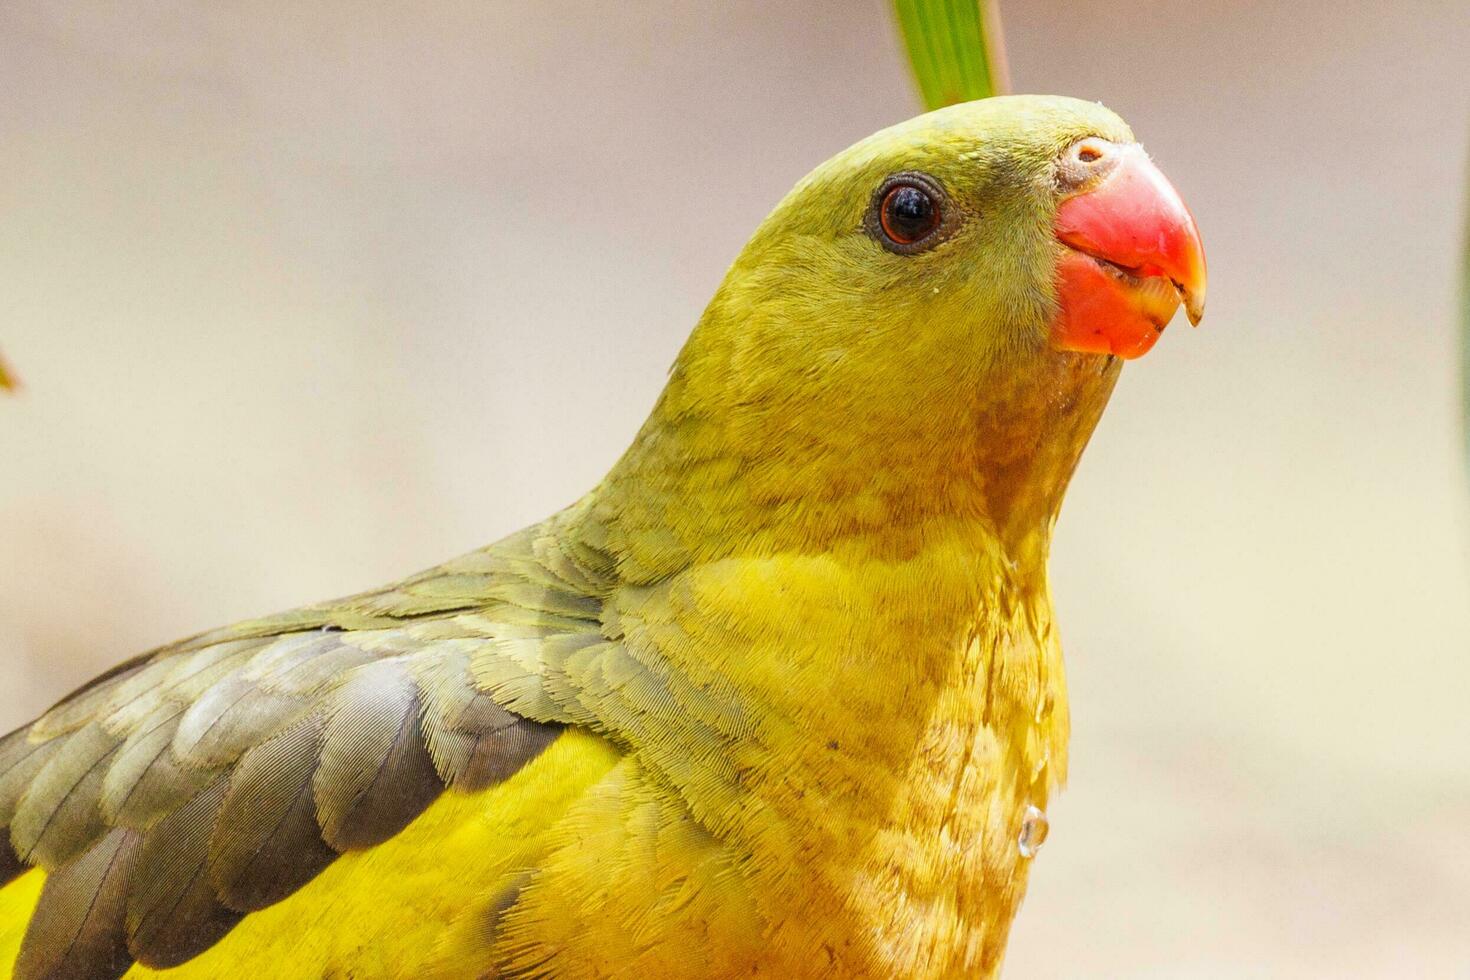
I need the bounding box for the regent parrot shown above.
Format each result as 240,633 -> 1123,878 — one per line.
0,95 -> 1206,978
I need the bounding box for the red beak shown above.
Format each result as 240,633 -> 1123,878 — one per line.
1050,141 -> 1207,359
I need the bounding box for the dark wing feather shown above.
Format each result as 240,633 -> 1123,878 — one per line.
171,675 -> 311,769
209,713 -> 335,911
100,705 -> 210,831
125,776 -> 240,968
312,659 -> 444,852
0,518 -> 610,979
10,725 -> 120,867
0,734 -> 62,850
417,650 -> 562,791
14,827 -> 140,980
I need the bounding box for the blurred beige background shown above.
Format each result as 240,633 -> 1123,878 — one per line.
3,1 -> 1469,975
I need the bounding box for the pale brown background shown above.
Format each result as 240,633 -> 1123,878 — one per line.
3,1 -> 1469,975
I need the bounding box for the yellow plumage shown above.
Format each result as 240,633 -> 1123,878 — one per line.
0,96 -> 1179,978
2,731 -> 620,977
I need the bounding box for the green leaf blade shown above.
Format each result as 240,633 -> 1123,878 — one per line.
893,0 -> 1010,111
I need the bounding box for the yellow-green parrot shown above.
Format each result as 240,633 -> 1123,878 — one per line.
0,94 -> 1205,978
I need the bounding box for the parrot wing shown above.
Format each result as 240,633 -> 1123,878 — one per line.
0,516 -> 618,978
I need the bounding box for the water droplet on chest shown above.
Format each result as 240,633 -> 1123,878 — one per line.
1018,805 -> 1049,858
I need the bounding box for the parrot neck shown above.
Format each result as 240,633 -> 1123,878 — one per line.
965,349 -> 1122,546
590,347 -> 1121,576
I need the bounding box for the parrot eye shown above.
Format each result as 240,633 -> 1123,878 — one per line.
881,186 -> 937,243
868,173 -> 951,254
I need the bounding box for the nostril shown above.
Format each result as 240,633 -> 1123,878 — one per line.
1057,138 -> 1121,191
1073,139 -> 1108,165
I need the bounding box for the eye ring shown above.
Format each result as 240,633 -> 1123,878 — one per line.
866,172 -> 956,254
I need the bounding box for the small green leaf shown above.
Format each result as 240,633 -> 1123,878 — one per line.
893,0 -> 1010,111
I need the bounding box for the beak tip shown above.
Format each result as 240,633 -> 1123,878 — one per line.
1170,282 -> 1205,327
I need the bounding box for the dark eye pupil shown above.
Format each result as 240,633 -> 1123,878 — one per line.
881,184 -> 939,244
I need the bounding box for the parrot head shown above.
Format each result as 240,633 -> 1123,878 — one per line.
605,95 -> 1206,567
722,95 -> 1204,363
